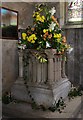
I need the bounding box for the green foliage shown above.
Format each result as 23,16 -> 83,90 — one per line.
48,97 -> 66,112
68,86 -> 83,100
2,92 -> 13,104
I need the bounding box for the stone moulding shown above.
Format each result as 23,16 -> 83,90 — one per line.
12,49 -> 71,107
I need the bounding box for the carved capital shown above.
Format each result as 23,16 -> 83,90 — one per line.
45,49 -> 57,59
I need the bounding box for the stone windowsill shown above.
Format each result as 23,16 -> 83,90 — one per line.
62,24 -> 83,29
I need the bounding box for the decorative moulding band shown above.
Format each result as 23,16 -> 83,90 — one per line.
62,24 -> 83,29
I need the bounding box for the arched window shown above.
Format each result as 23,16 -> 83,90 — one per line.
67,0 -> 83,24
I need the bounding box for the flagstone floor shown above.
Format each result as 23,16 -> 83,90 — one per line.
2,96 -> 82,119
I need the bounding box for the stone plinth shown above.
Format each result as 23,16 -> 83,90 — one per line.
11,49 -> 71,107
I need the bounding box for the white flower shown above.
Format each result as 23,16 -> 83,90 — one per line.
22,44 -> 26,50
46,42 -> 51,48
18,40 -> 21,44
67,47 -> 73,54
49,7 -> 56,16
18,44 -> 26,50
18,45 -> 23,49
49,22 -> 56,30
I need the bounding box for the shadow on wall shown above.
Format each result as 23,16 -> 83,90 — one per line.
2,25 -> 18,39
2,40 -> 19,94
65,28 -> 83,87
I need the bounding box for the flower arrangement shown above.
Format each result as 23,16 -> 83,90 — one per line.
18,3 -> 70,54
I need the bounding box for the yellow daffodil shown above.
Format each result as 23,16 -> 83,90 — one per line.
54,33 -> 61,39
40,19 -> 44,22
31,40 -> 35,43
36,14 -> 41,21
27,34 -> 37,43
27,37 -> 31,42
22,33 -> 27,40
32,34 -> 37,40
35,14 -> 45,22
42,16 -> 45,20
43,29 -> 48,33
54,33 -> 57,38
59,33 -> 61,38
36,14 -> 40,18
33,12 -> 40,17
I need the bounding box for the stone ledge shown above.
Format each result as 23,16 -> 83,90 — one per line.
62,24 -> 83,29
2,96 -> 82,118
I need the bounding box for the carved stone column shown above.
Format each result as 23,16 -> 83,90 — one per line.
55,56 -> 62,81
61,55 -> 67,78
45,49 -> 56,85
18,49 -> 23,78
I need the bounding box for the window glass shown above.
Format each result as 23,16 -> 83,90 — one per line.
67,0 -> 83,23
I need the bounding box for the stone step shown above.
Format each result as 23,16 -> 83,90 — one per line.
2,96 -> 82,119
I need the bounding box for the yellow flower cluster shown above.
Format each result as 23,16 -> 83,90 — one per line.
53,33 -> 62,43
27,34 -> 37,43
36,15 -> 45,22
22,33 -> 27,40
33,12 -> 45,22
22,33 -> 37,44
54,33 -> 61,38
43,29 -> 48,33
43,29 -> 52,33
33,12 -> 39,17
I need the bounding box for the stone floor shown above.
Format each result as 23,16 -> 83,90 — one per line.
0,101 -> 2,120
77,110 -> 82,118
77,105 -> 83,119
2,96 -> 82,119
